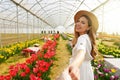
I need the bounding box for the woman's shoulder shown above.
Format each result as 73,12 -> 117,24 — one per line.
78,34 -> 89,40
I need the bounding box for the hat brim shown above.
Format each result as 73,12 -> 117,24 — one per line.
74,10 -> 99,33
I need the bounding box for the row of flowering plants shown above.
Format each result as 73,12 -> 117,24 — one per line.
0,39 -> 41,63
98,43 -> 120,58
92,60 -> 120,80
0,34 -> 60,80
53,33 -> 60,41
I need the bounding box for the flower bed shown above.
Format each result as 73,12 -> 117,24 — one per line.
0,39 -> 42,63
98,43 -> 120,58
0,34 -> 60,80
92,60 -> 120,80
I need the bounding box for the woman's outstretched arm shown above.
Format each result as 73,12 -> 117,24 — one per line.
68,49 -> 86,80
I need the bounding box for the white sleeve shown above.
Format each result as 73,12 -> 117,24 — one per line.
76,36 -> 87,53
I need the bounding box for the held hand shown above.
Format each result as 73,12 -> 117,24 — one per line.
69,66 -> 80,80
56,68 -> 72,80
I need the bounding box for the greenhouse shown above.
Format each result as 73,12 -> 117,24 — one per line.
0,0 -> 120,80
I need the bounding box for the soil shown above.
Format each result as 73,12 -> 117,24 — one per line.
49,37 -> 71,80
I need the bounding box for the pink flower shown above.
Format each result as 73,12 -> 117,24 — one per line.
103,68 -> 110,73
94,74 -> 98,80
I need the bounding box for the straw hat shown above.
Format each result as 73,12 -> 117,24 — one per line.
74,10 -> 99,33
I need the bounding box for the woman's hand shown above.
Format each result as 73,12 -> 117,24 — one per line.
69,66 -> 80,80
56,68 -> 72,80
56,66 -> 80,80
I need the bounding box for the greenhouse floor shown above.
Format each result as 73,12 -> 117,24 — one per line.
49,37 -> 71,79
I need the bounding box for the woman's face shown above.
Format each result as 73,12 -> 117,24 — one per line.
75,16 -> 89,35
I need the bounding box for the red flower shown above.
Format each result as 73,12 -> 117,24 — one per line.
26,54 -> 38,64
19,63 -> 27,69
9,65 -> 14,69
36,60 -> 51,72
9,69 -> 17,77
4,75 -> 11,80
42,44 -> 48,50
30,74 -> 42,80
36,51 -> 43,57
37,73 -> 42,77
44,51 -> 55,59
26,58 -> 32,64
54,34 -> 60,40
0,75 -> 4,80
33,67 -> 39,73
25,67 -> 30,74
20,72 -> 26,77
31,54 -> 38,61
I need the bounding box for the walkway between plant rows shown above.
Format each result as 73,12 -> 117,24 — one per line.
49,37 -> 71,80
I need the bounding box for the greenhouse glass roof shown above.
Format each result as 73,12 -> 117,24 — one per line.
0,0 -> 108,28
0,0 -> 120,34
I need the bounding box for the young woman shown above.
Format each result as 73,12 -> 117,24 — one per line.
56,10 -> 99,80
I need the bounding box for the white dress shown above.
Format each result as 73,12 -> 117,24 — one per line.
70,34 -> 94,80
